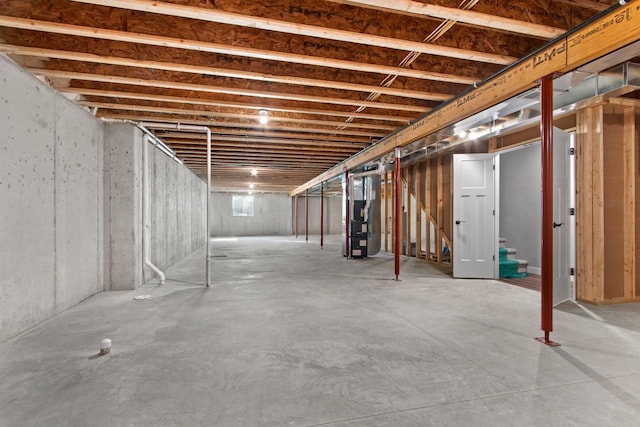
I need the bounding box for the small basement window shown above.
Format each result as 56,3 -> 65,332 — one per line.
232,195 -> 254,217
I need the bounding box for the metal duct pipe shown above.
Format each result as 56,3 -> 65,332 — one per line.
140,122 -> 212,287
142,134 -> 166,285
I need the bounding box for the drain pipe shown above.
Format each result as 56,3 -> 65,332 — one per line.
142,133 -> 166,285
140,122 -> 212,288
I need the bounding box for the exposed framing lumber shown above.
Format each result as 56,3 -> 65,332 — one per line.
623,106 -> 636,300
71,0 -> 516,65
327,0 -> 565,39
164,136 -> 368,150
0,44 -> 451,102
78,101 -> 398,131
154,130 -> 374,144
167,142 -> 360,155
553,0 -> 613,11
61,87 -> 415,123
0,16 -> 478,84
30,68 -> 429,113
99,113 -> 387,137
290,1 -> 638,196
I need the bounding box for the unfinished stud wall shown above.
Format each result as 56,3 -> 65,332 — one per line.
576,102 -> 639,304
0,54 -> 104,342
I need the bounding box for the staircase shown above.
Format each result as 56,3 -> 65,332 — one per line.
499,237 -> 528,278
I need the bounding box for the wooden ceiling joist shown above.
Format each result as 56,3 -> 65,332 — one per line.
31,68 -> 430,113
61,87 -> 415,123
0,15 -> 476,84
326,0 -> 565,39
552,0 -> 612,11
98,113 -> 387,137
0,44 -> 450,102
153,130 -> 373,144
71,0 -> 517,64
164,136 -> 368,149
83,101 -> 397,131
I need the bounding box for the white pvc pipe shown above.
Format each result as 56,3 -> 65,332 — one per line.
142,134 -> 166,285
140,122 -> 212,288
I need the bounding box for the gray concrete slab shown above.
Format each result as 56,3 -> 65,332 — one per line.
1,235 -> 640,426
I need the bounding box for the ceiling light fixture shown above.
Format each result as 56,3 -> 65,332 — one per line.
249,183 -> 255,189
251,168 -> 258,176
258,109 -> 269,125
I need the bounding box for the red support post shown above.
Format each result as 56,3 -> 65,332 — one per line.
536,75 -> 560,347
320,182 -> 324,249
395,149 -> 401,280
294,195 -> 298,238
305,189 -> 309,242
345,171 -> 350,258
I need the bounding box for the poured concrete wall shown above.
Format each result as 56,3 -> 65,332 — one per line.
294,195 -> 342,235
0,55 -> 207,342
104,124 -> 207,289
0,55 -> 104,342
148,139 -> 207,276
211,192 -> 292,237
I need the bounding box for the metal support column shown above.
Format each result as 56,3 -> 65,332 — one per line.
536,75 -> 560,346
295,195 -> 298,238
395,148 -> 401,280
345,171 -> 350,258
305,189 -> 309,242
320,182 -> 324,249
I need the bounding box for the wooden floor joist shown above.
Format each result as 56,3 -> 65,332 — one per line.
290,1 -> 640,195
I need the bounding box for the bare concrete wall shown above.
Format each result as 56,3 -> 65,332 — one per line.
0,54 -> 207,342
211,192 -> 292,237
104,124 -> 207,288
0,55 -> 104,342
148,138 -> 207,276
294,195 -> 342,235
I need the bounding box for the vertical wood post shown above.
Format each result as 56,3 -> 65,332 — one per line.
395,149 -> 401,280
537,75 -> 559,346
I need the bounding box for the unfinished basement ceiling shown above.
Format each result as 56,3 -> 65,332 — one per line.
0,0 -> 618,192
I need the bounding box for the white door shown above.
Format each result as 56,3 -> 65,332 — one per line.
553,128 -> 573,305
453,154 -> 496,278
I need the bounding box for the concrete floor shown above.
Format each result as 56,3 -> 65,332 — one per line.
2,235 -> 640,426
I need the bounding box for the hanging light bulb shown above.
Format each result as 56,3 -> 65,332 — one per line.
258,109 -> 269,125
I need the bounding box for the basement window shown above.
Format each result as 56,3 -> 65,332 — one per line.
232,195 -> 254,217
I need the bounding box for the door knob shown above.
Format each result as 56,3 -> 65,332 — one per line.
553,222 -> 564,228
455,220 -> 465,225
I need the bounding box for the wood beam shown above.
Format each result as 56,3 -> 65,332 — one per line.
327,0 -> 565,39
0,16 -> 477,84
31,68 -> 429,113
60,87 -> 415,123
70,0 -> 516,64
0,44 -> 451,101
290,1 -> 639,195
